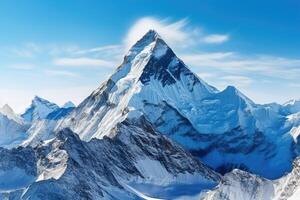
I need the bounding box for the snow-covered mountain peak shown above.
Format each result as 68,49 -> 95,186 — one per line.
0,104 -> 14,116
59,30 -> 219,140
0,104 -> 24,124
22,96 -> 59,122
127,29 -> 161,55
219,85 -> 255,107
62,101 -> 75,109
0,104 -> 29,148
283,99 -> 300,114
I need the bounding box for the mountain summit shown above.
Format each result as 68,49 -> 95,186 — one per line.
22,96 -> 59,122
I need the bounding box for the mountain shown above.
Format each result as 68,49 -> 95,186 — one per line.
21,99 -> 75,147
0,118 -> 220,199
21,96 -> 60,123
0,97 -> 70,148
53,30 -> 298,179
0,105 -> 29,148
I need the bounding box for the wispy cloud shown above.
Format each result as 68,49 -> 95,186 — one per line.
9,43 -> 41,58
8,63 -> 35,70
196,72 -> 216,79
124,17 -> 192,50
202,34 -> 230,44
53,57 -> 114,68
75,45 -> 121,55
221,75 -> 253,87
123,17 -> 228,51
44,69 -> 79,77
182,52 -> 300,80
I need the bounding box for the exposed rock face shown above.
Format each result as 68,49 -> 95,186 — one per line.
0,118 -> 219,199
202,157 -> 300,200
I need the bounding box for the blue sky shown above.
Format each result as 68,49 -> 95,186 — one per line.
0,0 -> 299,112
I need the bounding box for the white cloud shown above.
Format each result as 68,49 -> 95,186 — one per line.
202,34 -> 229,44
53,57 -> 114,68
182,52 -> 300,80
44,69 -> 79,77
9,43 -> 41,58
124,17 -> 201,50
75,45 -> 121,55
123,16 -> 231,50
221,75 -> 253,87
196,72 -> 216,79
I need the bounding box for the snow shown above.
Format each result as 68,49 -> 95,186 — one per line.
122,183 -> 164,200
22,96 -> 59,122
0,106 -> 29,148
0,104 -> 24,124
283,99 -> 300,114
62,101 -> 75,109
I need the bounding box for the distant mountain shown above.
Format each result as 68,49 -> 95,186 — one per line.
21,96 -> 60,123
0,104 -> 29,148
0,98 -> 75,148
62,101 -> 75,109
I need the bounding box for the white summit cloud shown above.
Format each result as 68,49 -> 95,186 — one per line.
123,17 -> 200,50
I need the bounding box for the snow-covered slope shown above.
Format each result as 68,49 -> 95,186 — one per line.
0,105 -> 29,148
21,96 -> 60,123
283,99 -> 300,115
0,98 -> 70,149
53,30 -> 298,179
0,118 -> 219,199
202,157 -> 300,200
